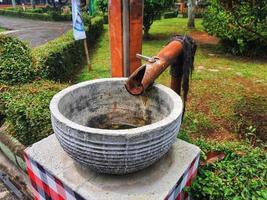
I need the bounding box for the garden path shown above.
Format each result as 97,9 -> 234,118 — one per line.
0,15 -> 71,47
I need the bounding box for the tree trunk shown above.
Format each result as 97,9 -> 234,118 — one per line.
143,27 -> 150,39
187,0 -> 196,28
11,0 -> 16,8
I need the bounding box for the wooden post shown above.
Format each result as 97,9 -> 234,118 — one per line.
108,0 -> 124,77
84,39 -> 92,71
129,0 -> 143,74
108,0 -> 143,77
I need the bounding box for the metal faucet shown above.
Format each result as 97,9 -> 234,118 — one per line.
136,54 -> 158,63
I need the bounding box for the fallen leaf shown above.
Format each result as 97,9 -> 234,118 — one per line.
200,151 -> 226,166
197,65 -> 205,70
235,151 -> 246,156
208,69 -> 219,72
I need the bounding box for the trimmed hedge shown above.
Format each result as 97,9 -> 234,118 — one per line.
86,16 -> 104,42
33,16 -> 104,81
33,31 -> 84,81
0,35 -> 35,85
0,16 -> 103,146
163,11 -> 178,19
0,80 -> 68,146
0,9 -> 71,21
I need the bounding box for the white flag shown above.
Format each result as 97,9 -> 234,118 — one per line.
72,0 -> 86,40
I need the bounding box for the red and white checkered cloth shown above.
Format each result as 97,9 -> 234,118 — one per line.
24,153 -> 85,200
24,152 -> 200,200
164,154 -> 200,200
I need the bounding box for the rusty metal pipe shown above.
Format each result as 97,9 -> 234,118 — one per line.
125,40 -> 183,95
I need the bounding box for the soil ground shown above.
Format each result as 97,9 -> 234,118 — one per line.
190,31 -> 219,44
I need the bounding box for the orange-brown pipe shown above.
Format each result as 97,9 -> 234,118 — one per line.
125,40 -> 183,95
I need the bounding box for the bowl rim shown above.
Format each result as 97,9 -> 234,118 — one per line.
50,78 -> 183,136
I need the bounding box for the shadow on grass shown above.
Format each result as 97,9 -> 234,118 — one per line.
233,95 -> 267,143
198,42 -> 267,67
143,32 -> 179,41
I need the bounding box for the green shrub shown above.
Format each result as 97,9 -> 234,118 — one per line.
182,8 -> 205,18
203,0 -> 267,55
0,35 -> 35,85
33,16 -> 103,81
48,11 -> 72,21
82,12 -> 92,26
26,8 -> 44,13
0,80 -> 68,146
86,16 -> 104,42
33,31 -> 84,81
163,11 -> 178,19
96,0 -> 108,13
0,9 -> 71,21
188,140 -> 267,200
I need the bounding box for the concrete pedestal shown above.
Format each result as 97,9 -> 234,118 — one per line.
24,134 -> 200,200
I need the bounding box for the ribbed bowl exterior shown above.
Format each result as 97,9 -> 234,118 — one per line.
50,78 -> 183,174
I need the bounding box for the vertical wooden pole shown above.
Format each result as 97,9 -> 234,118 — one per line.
84,39 -> 92,71
129,0 -> 143,74
108,0 -> 124,77
108,0 -> 144,77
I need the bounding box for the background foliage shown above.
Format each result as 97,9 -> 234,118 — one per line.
33,31 -> 84,81
0,35 -> 35,85
203,0 -> 267,55
96,0 -> 108,14
95,0 -> 175,37
143,0 -> 175,38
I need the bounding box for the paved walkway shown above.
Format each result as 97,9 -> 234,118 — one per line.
0,16 -> 72,47
0,151 -> 19,200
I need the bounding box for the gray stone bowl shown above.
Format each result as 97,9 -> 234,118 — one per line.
50,78 -> 183,174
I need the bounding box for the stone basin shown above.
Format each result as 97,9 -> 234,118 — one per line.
50,78 -> 183,174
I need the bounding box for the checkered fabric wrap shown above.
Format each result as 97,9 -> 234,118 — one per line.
164,153 -> 200,200
24,153 -> 200,200
24,153 -> 85,200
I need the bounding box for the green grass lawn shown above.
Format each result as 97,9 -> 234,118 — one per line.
0,27 -> 5,32
75,18 -> 266,145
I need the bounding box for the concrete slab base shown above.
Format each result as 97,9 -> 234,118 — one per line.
25,134 -> 200,200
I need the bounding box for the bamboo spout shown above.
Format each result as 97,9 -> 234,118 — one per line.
125,40 -> 183,95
